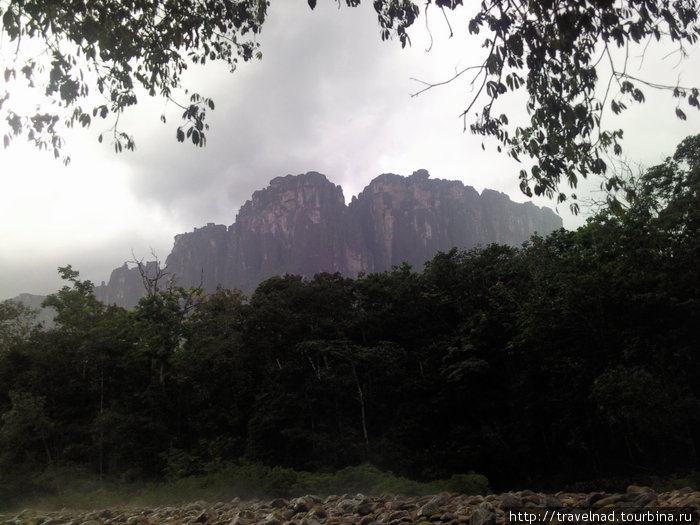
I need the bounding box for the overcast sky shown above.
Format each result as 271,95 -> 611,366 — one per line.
1,1 -> 699,301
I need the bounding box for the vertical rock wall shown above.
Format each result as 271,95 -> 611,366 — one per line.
100,170 -> 563,304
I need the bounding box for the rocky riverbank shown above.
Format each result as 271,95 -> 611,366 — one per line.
1,487 -> 698,525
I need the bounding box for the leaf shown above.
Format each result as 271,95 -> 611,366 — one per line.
2,10 -> 15,33
176,128 -> 185,142
468,19 -> 480,34
308,0 -> 317,9
675,108 -> 687,120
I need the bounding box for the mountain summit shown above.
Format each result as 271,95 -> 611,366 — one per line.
95,170 -> 562,307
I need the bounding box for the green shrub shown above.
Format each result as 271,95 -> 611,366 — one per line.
0,462 -> 489,511
440,473 -> 490,494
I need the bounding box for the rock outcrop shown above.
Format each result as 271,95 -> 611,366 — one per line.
94,261 -> 162,310
348,170 -> 561,272
97,170 -> 562,306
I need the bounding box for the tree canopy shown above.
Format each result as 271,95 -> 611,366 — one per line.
1,0 -> 698,205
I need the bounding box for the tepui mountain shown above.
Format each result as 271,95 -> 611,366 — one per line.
90,170 -> 562,308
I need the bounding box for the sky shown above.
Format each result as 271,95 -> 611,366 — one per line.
1,1 -> 699,301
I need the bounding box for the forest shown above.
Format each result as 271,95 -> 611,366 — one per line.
1,135 -> 699,506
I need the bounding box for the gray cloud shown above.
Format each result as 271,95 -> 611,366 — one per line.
1,1 -> 698,300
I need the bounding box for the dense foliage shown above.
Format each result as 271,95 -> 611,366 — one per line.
407,0 -> 700,207
1,136 -> 699,503
2,1 -> 698,203
1,0 -> 267,157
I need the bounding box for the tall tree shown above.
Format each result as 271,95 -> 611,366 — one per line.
169,287 -> 252,466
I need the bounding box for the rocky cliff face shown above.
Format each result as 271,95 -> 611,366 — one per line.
99,170 -> 562,306
94,261 -> 163,309
225,172 -> 355,287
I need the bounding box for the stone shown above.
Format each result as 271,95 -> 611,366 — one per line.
9,488 -> 697,525
418,495 -> 446,517
627,485 -> 652,494
262,511 -> 283,525
499,493 -> 520,510
95,171 -> 562,307
631,491 -> 658,508
308,506 -> 328,519
470,503 -> 496,525
593,494 -> 626,508
541,494 -> 563,509
586,493 -> 606,506
356,502 -> 375,516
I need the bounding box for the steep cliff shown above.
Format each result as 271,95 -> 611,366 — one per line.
224,172 -> 358,290
100,170 -> 563,305
353,170 -> 486,271
94,261 -> 162,309
165,223 -> 229,294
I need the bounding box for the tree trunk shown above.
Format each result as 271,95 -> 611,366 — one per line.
351,363 -> 369,456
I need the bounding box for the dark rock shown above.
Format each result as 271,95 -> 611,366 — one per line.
97,171 -> 562,306
634,492 -> 658,507
292,497 -> 311,514
418,500 -> 442,517
541,494 -> 563,509
500,492 -> 521,510
586,493 -> 606,506
593,494 -> 626,508
470,503 -> 496,525
418,494 -> 450,517
94,261 -> 161,309
627,485 -> 653,494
